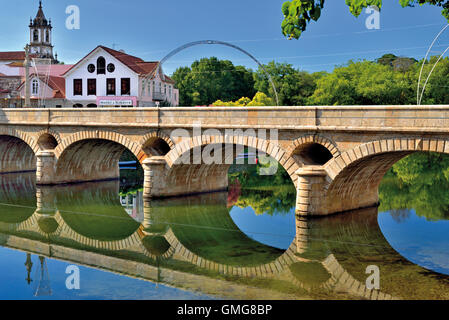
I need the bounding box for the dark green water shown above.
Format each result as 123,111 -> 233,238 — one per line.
0,153 -> 448,300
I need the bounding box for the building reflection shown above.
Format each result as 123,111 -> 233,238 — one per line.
120,191 -> 144,222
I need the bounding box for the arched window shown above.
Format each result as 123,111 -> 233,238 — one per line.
33,30 -> 39,42
32,79 -> 39,95
97,57 -> 106,75
46,30 -> 50,43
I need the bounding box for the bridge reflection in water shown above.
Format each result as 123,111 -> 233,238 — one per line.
0,173 -> 448,300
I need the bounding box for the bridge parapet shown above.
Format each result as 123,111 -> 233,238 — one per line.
1,106 -> 449,132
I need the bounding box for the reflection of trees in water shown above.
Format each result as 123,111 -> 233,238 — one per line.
388,209 -> 412,224
379,152 -> 449,221
0,172 -> 36,224
56,181 -> 141,241
228,163 -> 295,215
149,193 -> 286,267
302,207 -> 449,300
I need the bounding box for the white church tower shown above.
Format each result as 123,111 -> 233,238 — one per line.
29,1 -> 58,63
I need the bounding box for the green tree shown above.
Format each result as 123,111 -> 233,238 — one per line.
307,60 -> 415,105
253,61 -> 317,105
379,152 -> 449,221
171,57 -> 256,106
229,162 -> 296,215
377,54 -> 417,72
282,1 -> 449,40
417,56 -> 449,104
213,92 -> 274,106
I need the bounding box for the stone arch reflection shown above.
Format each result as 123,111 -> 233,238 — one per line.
0,173 -> 36,227
54,181 -> 141,242
143,193 -> 298,276
293,206 -> 449,300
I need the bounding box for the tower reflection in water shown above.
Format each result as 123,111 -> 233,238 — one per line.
0,172 -> 448,299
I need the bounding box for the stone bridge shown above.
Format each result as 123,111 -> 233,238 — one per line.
1,105 -> 449,216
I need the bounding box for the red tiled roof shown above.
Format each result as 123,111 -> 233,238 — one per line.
47,76 -> 66,96
53,89 -> 65,99
0,51 -> 26,61
164,75 -> 175,84
135,61 -> 159,75
17,75 -> 66,98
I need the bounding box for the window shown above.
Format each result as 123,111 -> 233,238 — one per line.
107,63 -> 115,73
107,78 -> 116,95
88,79 -> 96,96
121,78 -> 131,95
87,64 -> 95,73
32,79 -> 39,95
33,30 -> 38,42
97,57 -> 106,75
73,79 -> 82,96
46,30 -> 50,43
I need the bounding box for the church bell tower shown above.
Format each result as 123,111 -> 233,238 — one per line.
29,1 -> 57,62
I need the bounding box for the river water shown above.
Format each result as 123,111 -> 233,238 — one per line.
0,159 -> 448,300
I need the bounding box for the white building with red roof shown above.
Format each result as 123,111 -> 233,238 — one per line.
62,45 -> 179,107
16,75 -> 66,108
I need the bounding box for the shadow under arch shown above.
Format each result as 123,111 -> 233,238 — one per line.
288,134 -> 340,166
0,135 -> 37,174
37,133 -> 59,150
321,137 -> 449,215
162,134 -> 300,197
147,40 -> 279,106
54,132 -> 144,184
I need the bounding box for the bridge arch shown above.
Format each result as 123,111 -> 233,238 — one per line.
139,130 -> 174,159
55,130 -> 142,159
0,129 -> 38,174
288,134 -> 340,166
54,131 -> 145,184
36,129 -> 61,151
321,137 -> 448,215
155,134 -> 300,197
166,134 -> 300,180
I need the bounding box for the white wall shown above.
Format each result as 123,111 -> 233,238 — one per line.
18,76 -> 53,99
65,48 -> 139,105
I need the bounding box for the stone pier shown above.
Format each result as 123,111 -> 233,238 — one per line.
295,166 -> 327,216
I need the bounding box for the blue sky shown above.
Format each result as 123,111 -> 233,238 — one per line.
1,0 -> 448,74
